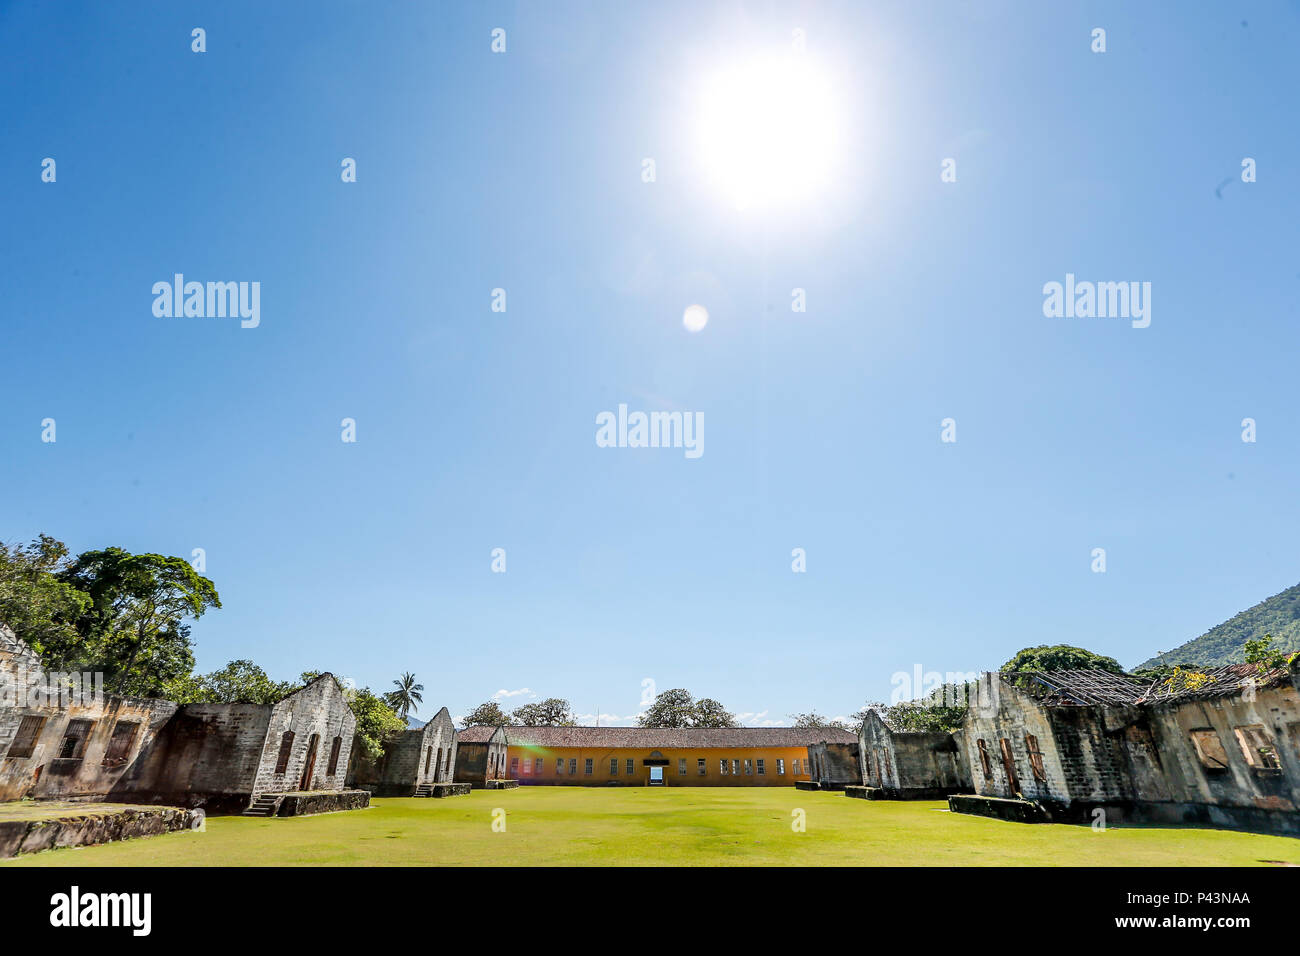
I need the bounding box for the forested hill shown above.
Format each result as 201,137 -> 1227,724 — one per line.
1138,582 -> 1300,669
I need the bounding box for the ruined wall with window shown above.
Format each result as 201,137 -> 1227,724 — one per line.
251,675 -> 356,795
958,667 -> 1300,835
1,623 -> 179,802
961,674 -> 1076,803
859,710 -> 971,797
807,740 -> 861,789
453,725 -> 508,788
352,705 -> 457,795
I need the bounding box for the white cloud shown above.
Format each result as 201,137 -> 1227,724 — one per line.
492,687 -> 533,700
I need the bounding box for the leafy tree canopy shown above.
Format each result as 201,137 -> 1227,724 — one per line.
462,700 -> 511,727
349,685 -> 407,760
56,547 -> 220,697
163,659 -> 296,705
637,689 -> 737,728
1000,644 -> 1125,677
0,535 -> 88,660
862,700 -> 967,733
789,712 -> 851,732
512,697 -> 576,726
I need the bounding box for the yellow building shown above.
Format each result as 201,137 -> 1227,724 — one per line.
456,725 -> 859,787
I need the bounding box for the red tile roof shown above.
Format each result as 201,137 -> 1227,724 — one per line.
455,725 -> 856,748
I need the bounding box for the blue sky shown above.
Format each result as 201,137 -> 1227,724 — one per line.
3,2 -> 1299,725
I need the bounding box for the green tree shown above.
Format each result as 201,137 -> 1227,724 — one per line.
386,671 -> 424,721
637,689 -> 737,728
0,535 -> 90,660
57,547 -> 220,697
637,688 -> 697,728
690,697 -> 738,728
789,711 -> 850,732
1243,634 -> 1286,671
512,697 -> 576,726
462,700 -> 511,727
1000,644 -> 1125,677
863,700 -> 967,733
349,686 -> 407,760
164,659 -> 295,705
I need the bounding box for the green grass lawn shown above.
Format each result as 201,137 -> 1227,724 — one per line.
6,787 -> 1299,866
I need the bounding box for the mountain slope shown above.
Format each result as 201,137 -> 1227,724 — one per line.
1139,582 -> 1300,669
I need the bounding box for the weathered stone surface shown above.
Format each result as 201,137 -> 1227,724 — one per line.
429,782 -> 471,797
0,802 -> 200,858
859,711 -> 971,798
794,780 -> 820,791
961,670 -> 1300,836
271,789 -> 370,816
807,741 -> 860,789
949,794 -> 1049,823
2,624 -> 359,812
348,706 -> 457,796
485,778 -> 519,790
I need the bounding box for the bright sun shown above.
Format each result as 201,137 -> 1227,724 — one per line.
696,54 -> 840,212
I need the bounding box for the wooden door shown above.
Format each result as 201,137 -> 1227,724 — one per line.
299,733 -> 320,791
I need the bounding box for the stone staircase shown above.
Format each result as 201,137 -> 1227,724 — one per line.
242,794 -> 282,817
415,783 -> 433,798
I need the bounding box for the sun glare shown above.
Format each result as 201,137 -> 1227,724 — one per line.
696,54 -> 840,211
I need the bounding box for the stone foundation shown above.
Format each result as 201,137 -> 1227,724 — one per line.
429,782 -> 471,797
794,780 -> 821,791
0,802 -> 201,858
949,794 -> 1049,823
485,779 -> 519,790
848,784 -> 967,800
259,789 -> 370,816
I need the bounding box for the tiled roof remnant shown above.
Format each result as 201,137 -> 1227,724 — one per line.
455,725 -> 857,748
1011,669 -> 1148,706
1137,662 -> 1292,703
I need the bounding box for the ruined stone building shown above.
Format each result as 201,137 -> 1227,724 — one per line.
806,739 -> 861,790
116,673 -> 360,814
453,725 -> 510,787
856,709 -> 971,798
454,725 -> 858,786
349,705 -> 458,796
1,624 -> 178,804
1,623 -> 364,816
953,666 -> 1300,835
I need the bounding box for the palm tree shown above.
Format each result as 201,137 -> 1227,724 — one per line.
388,672 -> 424,721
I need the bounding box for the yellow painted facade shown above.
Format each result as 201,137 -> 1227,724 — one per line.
504,745 -> 816,786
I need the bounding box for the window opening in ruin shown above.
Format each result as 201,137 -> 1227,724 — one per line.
998,738 -> 1020,795
103,720 -> 140,766
1233,725 -> 1281,771
299,733 -> 320,790
275,730 -> 295,774
977,738 -> 992,778
58,719 -> 94,760
1025,734 -> 1047,782
1189,728 -> 1229,771
327,736 -> 343,776
7,715 -> 46,759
